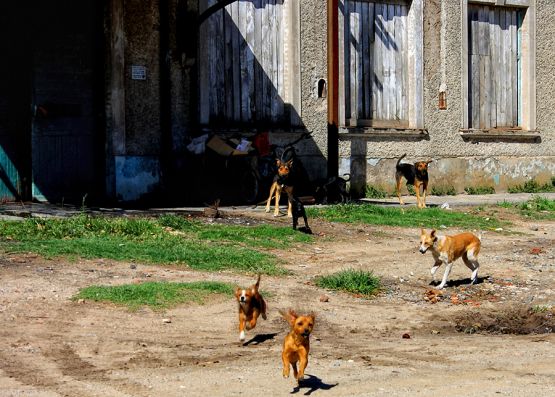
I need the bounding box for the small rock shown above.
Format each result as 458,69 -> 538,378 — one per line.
319,295 -> 329,303
130,264 -> 137,269
402,333 -> 411,339
78,299 -> 85,304
495,228 -> 503,232
440,203 -> 450,209
162,318 -> 171,324
431,330 -> 440,335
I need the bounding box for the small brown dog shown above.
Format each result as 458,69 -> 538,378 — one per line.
419,229 -> 481,289
235,275 -> 267,342
265,159 -> 293,217
395,153 -> 432,208
279,309 -> 315,384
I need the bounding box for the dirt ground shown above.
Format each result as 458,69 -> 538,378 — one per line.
1,207 -> 554,397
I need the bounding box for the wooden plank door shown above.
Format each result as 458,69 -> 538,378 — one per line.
30,0 -> 103,203
468,5 -> 522,129
343,0 -> 409,127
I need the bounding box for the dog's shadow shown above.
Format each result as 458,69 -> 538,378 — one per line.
291,374 -> 338,395
429,276 -> 487,288
242,333 -> 278,346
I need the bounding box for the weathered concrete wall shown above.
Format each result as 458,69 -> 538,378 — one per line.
337,0 -> 555,196
124,0 -> 162,155
297,0 -> 329,180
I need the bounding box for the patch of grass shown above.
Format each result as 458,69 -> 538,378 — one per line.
508,179 -> 555,193
0,215 -> 312,274
497,200 -> 514,209
431,185 -> 457,196
465,186 -> 496,195
307,203 -> 506,230
531,304 -> 552,314
315,269 -> 381,297
74,281 -> 234,309
365,185 -> 387,199
516,196 -> 555,220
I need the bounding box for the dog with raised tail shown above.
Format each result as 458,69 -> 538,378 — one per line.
395,153 -> 432,208
419,229 -> 481,289
279,309 -> 315,385
235,275 -> 267,342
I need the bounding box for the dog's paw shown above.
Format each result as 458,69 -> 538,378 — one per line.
262,313 -> 267,320
239,331 -> 245,341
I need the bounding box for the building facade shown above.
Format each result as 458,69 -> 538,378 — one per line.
0,0 -> 553,204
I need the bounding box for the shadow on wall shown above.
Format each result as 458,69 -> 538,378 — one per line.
166,0 -> 327,206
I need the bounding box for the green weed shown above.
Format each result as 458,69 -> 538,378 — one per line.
365,185 -> 388,199
74,281 -> 235,309
431,185 -> 457,196
508,179 -> 555,193
307,203 -> 506,230
464,186 -> 496,195
0,215 -> 312,274
315,269 -> 381,297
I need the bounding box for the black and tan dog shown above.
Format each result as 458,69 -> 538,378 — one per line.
283,186 -> 311,233
395,153 -> 432,208
265,159 -> 294,217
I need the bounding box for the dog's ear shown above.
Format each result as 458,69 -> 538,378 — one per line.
426,159 -> 433,164
279,309 -> 298,326
235,287 -> 242,298
420,228 -> 426,236
276,159 -> 282,166
430,229 -> 437,238
286,159 -> 293,167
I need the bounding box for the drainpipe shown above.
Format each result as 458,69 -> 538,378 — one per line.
327,0 -> 339,178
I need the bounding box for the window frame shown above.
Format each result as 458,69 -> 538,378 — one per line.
337,0 -> 424,131
461,0 -> 536,132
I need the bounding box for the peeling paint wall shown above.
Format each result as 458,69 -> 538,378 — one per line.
115,156 -> 160,201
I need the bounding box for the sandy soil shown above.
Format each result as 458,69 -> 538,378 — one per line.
1,209 -> 554,397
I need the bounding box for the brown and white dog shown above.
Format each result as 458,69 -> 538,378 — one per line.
265,159 -> 294,217
419,229 -> 481,289
395,153 -> 432,208
279,309 -> 315,384
235,275 -> 267,342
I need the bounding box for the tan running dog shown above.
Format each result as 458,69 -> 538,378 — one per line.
235,275 -> 267,342
279,309 -> 315,385
419,229 -> 481,289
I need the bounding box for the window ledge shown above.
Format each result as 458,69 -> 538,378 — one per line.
460,129 -> 541,142
339,127 -> 429,139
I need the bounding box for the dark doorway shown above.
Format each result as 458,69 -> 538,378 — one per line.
0,0 -> 104,204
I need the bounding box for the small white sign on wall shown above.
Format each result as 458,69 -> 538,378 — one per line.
131,65 -> 147,80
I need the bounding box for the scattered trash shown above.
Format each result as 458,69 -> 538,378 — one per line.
529,247 -> 543,255
440,202 -> 450,209
162,318 -> 171,324
186,134 -> 209,154
424,289 -> 443,304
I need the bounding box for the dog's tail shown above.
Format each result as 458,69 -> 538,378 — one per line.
255,274 -> 261,289
397,153 -> 407,167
